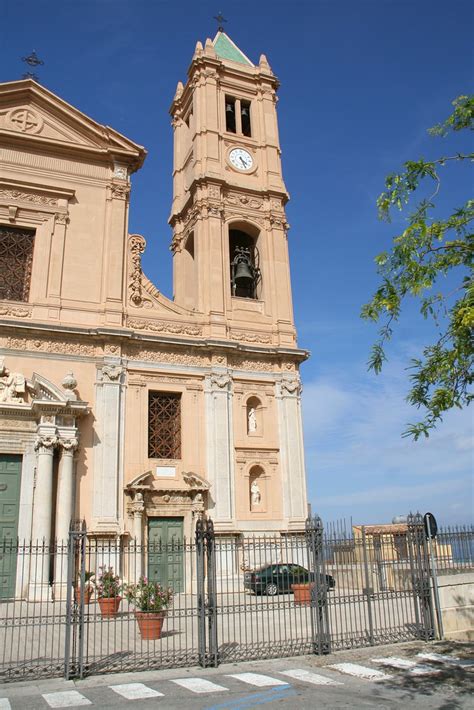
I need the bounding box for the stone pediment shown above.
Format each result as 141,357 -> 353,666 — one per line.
0,80 -> 146,170
125,470 -> 211,494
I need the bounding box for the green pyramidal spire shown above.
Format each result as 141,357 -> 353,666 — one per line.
213,32 -> 253,66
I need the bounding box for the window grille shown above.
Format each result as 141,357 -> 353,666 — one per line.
0,226 -> 35,302
148,392 -> 182,459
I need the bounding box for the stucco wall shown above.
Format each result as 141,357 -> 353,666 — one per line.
438,572 -> 474,641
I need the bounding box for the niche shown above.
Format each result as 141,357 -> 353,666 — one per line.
246,396 -> 262,436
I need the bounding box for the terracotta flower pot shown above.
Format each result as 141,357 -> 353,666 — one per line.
98,596 -> 122,617
75,586 -> 93,605
291,583 -> 314,605
135,610 -> 166,640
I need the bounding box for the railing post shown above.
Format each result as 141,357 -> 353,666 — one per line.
361,526 -> 375,645
206,518 -> 218,667
195,519 -> 207,667
407,512 -> 435,640
64,520 -> 87,679
305,514 -> 331,654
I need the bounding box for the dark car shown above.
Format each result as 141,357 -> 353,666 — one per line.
244,563 -> 335,596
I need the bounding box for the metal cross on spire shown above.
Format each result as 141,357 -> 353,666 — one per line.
21,50 -> 44,81
213,12 -> 227,33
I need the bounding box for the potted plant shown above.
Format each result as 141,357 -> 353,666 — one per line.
125,576 -> 173,640
74,571 -> 96,604
96,566 -> 122,617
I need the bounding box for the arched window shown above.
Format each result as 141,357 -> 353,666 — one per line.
229,225 -> 261,299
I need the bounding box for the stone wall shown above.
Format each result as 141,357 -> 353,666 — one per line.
438,572 -> 474,641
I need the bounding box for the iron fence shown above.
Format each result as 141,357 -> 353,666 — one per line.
434,524 -> 474,574
1,515 -> 472,683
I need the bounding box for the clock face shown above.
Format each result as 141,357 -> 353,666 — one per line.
229,148 -> 254,171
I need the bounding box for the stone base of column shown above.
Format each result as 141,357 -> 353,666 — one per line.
28,582 -> 52,602
53,583 -> 69,602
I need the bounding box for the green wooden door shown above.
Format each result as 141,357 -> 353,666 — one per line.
0,455 -> 22,599
148,517 -> 184,593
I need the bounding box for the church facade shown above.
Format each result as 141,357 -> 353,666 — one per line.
0,32 -> 309,600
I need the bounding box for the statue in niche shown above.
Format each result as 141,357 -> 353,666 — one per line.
248,407 -> 257,433
0,359 -> 26,403
250,479 -> 261,507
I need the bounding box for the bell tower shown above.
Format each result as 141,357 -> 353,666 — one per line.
169,31 -> 296,347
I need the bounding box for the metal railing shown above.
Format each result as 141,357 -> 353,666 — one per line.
1,515 -> 472,682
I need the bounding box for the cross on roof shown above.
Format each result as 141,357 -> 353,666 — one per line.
213,11 -> 227,32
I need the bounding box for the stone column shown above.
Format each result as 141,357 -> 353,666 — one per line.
54,436 -> 79,600
29,434 -> 57,601
205,372 -> 235,530
130,492 -> 145,583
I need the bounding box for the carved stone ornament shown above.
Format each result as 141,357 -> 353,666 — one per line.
7,108 -> 43,134
34,435 -> 58,452
210,373 -> 232,389
110,182 -> 131,200
7,336 -> 95,357
101,365 -> 123,382
128,234 -> 153,307
0,189 -> 57,206
225,191 -> 263,210
127,318 -> 202,337
230,330 -> 272,344
127,346 -> 208,367
0,358 -> 29,403
230,357 -> 274,372
280,376 -> 301,395
131,491 -> 145,515
182,471 -> 211,490
0,304 -> 31,318
55,213 -> 69,225
58,437 -> 79,452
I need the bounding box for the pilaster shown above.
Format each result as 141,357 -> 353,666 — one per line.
204,370 -> 235,529
91,362 -> 125,534
276,374 -> 308,530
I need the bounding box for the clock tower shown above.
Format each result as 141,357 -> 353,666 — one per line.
168,31 -> 308,535
169,31 -> 296,348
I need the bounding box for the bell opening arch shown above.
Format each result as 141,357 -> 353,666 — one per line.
228,220 -> 261,300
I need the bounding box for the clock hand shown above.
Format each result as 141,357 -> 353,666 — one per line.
239,157 -> 247,167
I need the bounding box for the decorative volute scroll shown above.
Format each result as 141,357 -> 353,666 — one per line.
128,234 -> 150,307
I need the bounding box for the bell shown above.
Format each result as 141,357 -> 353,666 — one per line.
226,103 -> 234,113
241,107 -> 249,117
234,260 -> 253,285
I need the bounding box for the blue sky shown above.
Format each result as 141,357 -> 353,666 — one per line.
2,0 -> 472,525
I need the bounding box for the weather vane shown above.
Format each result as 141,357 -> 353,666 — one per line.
214,12 -> 227,32
21,50 -> 44,81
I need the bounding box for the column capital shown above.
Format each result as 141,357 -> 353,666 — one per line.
34,435 -> 58,454
58,437 -> 79,453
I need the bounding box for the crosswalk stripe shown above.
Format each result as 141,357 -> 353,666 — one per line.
328,663 -> 392,681
42,691 -> 92,708
279,669 -> 343,685
408,665 -> 442,676
227,672 -> 289,687
110,683 -> 164,699
0,699 -> 11,710
372,657 -> 417,669
417,652 -> 474,668
171,678 -> 228,693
